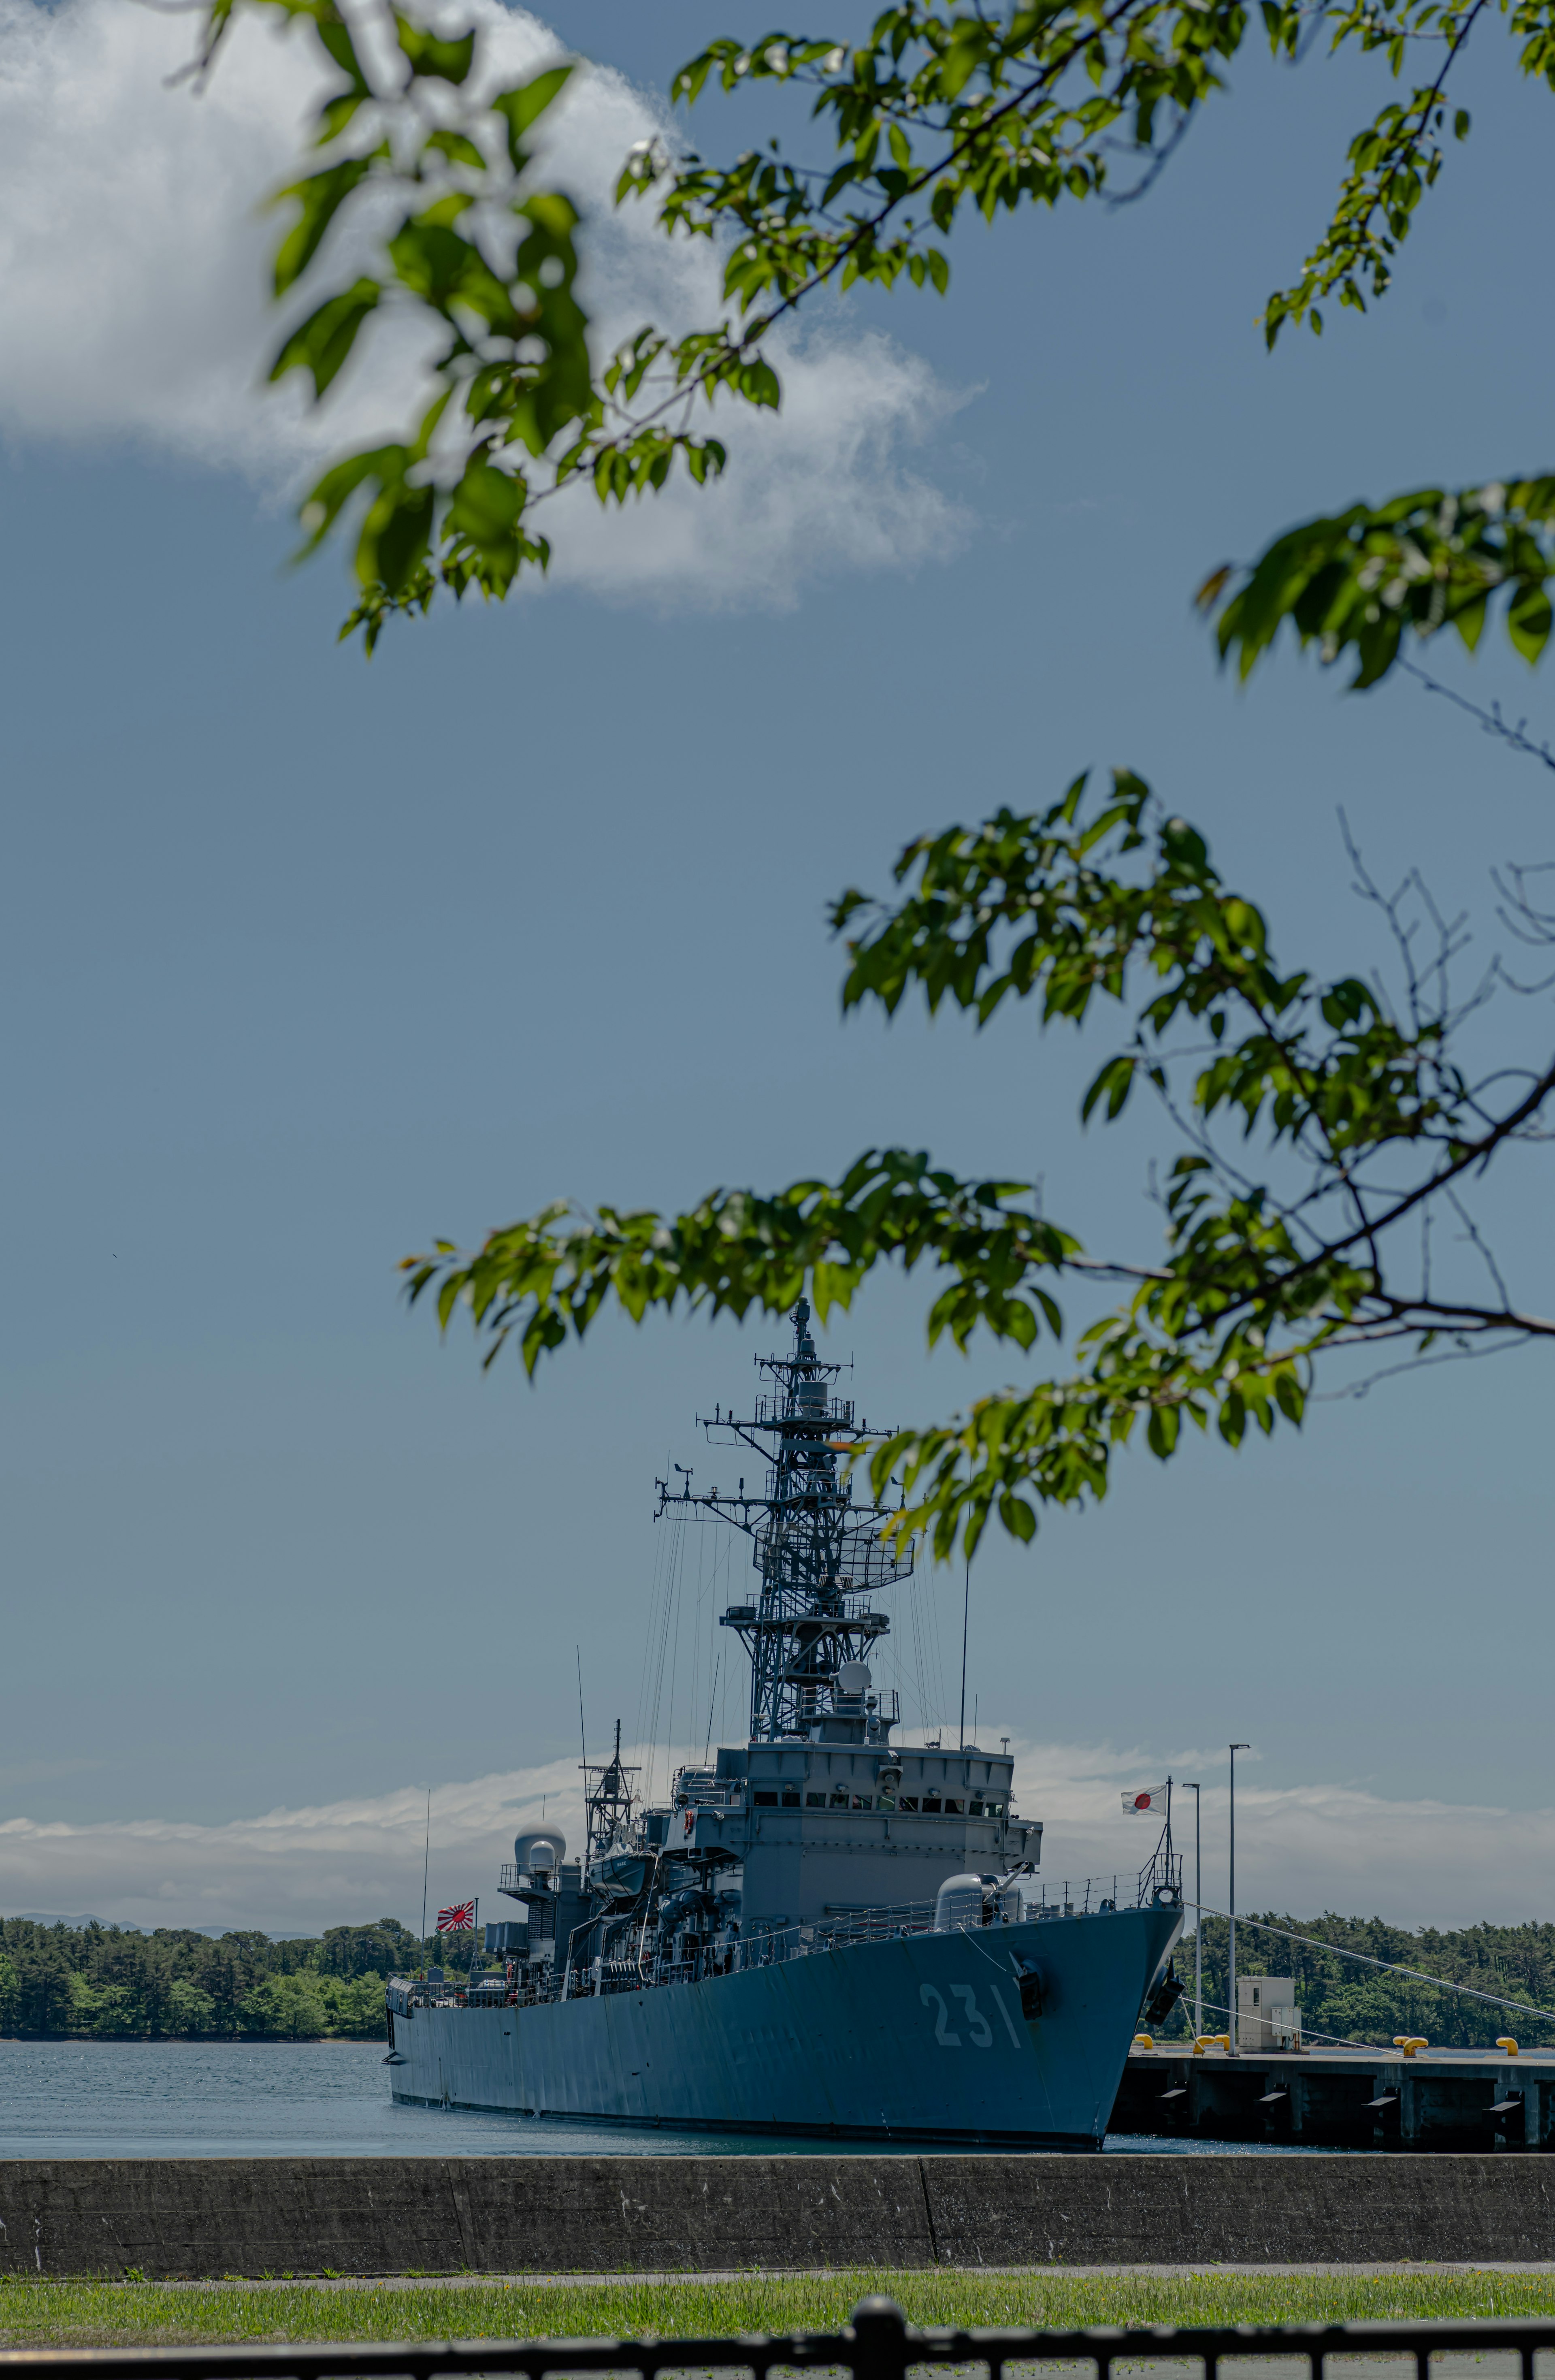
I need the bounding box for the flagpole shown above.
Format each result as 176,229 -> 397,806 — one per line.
958,1553 -> 970,1752
1229,1742 -> 1249,2052
420,1787 -> 431,1978
1182,1781 -> 1202,2036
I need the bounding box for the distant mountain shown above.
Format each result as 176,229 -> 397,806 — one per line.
6,1915 -> 320,1941
10,1912 -> 116,1928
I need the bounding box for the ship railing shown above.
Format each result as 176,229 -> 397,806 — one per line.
386,1977 -> 470,2011
817,1900 -> 939,1948
628,1877 -> 1181,1991
1027,1863 -> 1185,1918
1136,1846 -> 1185,1907
26,2296 -> 1555,2380
388,1974 -> 554,2013
721,1896 -> 998,1973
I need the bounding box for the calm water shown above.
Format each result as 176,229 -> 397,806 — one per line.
0,2043 -> 1346,2157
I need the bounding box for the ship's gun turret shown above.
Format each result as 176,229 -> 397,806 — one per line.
933,1871 -> 1023,1931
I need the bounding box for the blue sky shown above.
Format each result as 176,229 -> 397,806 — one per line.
0,0 -> 1549,1932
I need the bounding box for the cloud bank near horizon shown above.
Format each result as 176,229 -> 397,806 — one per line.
0,0 -> 971,609
2,1738 -> 1547,1939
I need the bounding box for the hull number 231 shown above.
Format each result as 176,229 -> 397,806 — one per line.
920,1980 -> 1024,2049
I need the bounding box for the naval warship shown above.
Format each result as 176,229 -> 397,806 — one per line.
386,1305 -> 1184,2146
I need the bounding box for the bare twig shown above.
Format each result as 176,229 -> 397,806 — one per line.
1399,655 -> 1555,775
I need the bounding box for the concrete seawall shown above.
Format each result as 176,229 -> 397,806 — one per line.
2,2154 -> 1555,2276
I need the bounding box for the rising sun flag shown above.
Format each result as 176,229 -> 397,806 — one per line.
1123,1786 -> 1168,1815
436,1900 -> 476,1932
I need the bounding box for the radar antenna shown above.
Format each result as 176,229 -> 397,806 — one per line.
656,1301 -> 914,1741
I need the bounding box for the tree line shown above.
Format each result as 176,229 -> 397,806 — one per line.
0,1916 -> 438,2041
1161,1915 -> 1555,2049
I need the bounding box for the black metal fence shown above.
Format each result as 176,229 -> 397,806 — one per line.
4,2299 -> 1555,2380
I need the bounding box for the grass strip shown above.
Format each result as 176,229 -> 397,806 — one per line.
2,2269 -> 1555,2347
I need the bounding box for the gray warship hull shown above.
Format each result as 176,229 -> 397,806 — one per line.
388,1902 -> 1180,2147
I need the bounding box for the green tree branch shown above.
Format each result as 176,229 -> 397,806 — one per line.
406,774 -> 1555,1559
199,0 -> 1555,656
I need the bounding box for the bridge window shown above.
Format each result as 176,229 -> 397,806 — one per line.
830,1787 -> 849,1807
943,1798 -> 964,1815
781,1791 -> 800,1808
754,1791 -> 778,1807
923,1796 -> 942,1813
898,1796 -> 919,1813
806,1792 -> 826,1808
852,1794 -> 873,1811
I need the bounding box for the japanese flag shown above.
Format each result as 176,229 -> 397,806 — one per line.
1123,1786 -> 1167,1815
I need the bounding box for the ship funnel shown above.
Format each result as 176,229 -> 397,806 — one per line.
513,1829 -> 565,1879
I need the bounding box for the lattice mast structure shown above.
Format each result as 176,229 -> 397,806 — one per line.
656,1301 -> 914,1743
581,1719 -> 640,1866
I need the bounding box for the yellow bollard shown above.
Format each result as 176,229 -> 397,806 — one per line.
1133,2034 -> 1155,2050
1393,2036 -> 1428,2057
1193,2033 -> 1231,2055
1497,2037 -> 1520,2057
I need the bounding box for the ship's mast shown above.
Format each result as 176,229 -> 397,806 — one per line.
656,1301 -> 913,1742
581,1719 -> 639,1864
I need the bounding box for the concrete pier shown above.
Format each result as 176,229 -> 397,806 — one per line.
2,2152 -> 1555,2275
1113,2048 -> 1555,2150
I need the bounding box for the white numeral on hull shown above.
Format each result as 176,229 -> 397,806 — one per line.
921,1980 -> 1015,2049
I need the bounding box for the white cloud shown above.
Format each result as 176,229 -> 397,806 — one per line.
1010,1739 -> 1555,1936
2,1736 -> 1549,1939
0,0 -> 971,606
0,1755 -> 595,1939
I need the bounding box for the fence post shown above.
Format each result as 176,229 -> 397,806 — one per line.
849,2297 -> 910,2380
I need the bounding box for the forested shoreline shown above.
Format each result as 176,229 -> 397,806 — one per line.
9,1908 -> 1553,2048
0,1917 -> 432,2041
1162,1915 -> 1555,2047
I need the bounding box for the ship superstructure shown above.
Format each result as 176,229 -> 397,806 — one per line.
385,1307 -> 1184,2146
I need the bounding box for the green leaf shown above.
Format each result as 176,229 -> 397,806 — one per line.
446,456 -> 526,547
395,13 -> 475,82
425,129 -> 488,171
490,64 -> 574,169
361,477 -> 435,596
294,443 -> 401,555
737,356 -> 781,408
1508,584 -> 1553,664
269,154 -> 377,296
310,14 -> 369,95
1082,1053 -> 1137,1124
268,277 -> 381,398
940,28 -> 988,98
1146,1404 -> 1180,1458
998,1490 -> 1037,1542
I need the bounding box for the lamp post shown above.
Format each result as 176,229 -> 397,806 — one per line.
1229,1743 -> 1250,2050
1182,1780 -> 1202,2037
